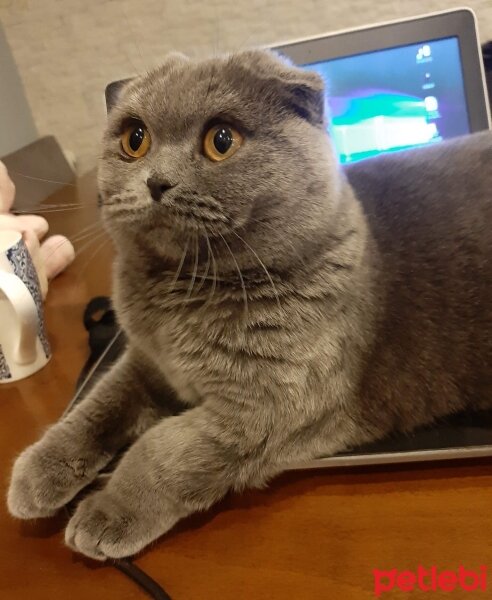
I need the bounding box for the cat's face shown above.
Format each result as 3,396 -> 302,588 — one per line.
98,50 -> 340,267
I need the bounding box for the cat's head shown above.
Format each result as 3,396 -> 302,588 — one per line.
98,50 -> 341,269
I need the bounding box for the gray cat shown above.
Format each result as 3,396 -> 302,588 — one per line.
7,50 -> 492,560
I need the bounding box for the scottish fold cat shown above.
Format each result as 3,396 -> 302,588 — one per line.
8,50 -> 492,559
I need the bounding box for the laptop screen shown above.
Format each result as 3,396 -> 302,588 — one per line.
304,36 -> 470,163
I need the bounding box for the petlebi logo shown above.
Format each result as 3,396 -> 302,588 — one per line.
373,566 -> 488,596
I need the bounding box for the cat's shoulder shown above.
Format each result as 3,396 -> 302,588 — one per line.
345,131 -> 491,199
344,131 -> 492,239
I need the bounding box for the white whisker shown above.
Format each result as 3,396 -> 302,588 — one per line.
10,171 -> 76,187
13,206 -> 85,215
71,226 -> 103,245
168,237 -> 190,293
194,227 -> 211,294
43,221 -> 99,261
63,329 -> 123,416
13,202 -> 83,211
43,225 -> 103,263
74,229 -> 107,259
44,237 -> 74,261
204,230 -> 218,306
231,230 -> 282,312
218,232 -> 248,319
43,222 -> 103,261
71,221 -> 103,242
78,236 -> 110,279
186,233 -> 200,299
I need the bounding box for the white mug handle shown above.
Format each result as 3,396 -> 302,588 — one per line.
0,270 -> 38,365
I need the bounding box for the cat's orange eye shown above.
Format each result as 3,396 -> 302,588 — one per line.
121,122 -> 151,158
203,124 -> 243,162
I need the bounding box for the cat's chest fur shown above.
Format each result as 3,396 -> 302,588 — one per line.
112,260 -> 291,406
111,238 -> 376,423
114,273 -> 212,404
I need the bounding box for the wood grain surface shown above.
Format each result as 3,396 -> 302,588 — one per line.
0,174 -> 491,600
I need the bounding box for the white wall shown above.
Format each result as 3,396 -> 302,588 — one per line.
0,20 -> 37,157
1,0 -> 491,173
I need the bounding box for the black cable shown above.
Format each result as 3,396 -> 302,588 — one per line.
112,559 -> 173,600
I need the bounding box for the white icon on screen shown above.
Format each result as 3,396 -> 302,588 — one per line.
416,45 -> 432,61
424,96 -> 438,112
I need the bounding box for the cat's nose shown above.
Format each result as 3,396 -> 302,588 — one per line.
146,176 -> 175,202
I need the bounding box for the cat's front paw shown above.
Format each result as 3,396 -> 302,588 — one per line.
65,488 -> 182,560
7,438 -> 94,519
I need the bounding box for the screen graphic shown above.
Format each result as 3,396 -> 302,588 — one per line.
304,37 -> 470,163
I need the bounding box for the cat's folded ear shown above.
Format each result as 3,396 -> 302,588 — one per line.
234,50 -> 326,127
105,78 -> 133,113
280,68 -> 325,127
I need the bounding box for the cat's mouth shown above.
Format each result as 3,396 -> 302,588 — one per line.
159,194 -> 229,227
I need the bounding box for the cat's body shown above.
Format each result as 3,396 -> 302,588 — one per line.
7,50 -> 492,560
347,133 -> 492,434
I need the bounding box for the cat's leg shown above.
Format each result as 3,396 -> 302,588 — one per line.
7,349 -> 180,520
64,400 -> 352,560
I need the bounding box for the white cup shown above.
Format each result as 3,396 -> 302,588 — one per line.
0,230 -> 51,383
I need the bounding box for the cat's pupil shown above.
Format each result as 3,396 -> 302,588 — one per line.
213,127 -> 233,154
129,127 -> 145,152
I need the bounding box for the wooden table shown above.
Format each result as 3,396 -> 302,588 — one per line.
1,174 -> 491,599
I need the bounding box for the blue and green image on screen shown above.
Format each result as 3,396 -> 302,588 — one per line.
305,37 -> 470,163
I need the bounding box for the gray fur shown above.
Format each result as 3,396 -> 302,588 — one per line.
7,49 -> 492,560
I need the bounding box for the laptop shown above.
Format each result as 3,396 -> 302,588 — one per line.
275,7 -> 491,165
